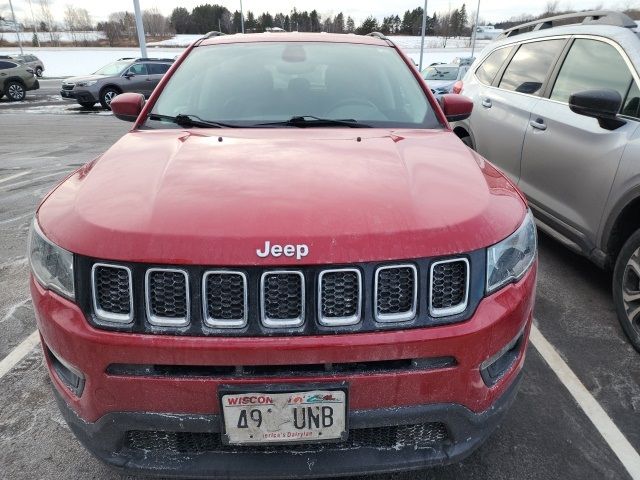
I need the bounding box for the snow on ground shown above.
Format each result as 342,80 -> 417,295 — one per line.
0,47 -> 182,77
147,34 -> 202,47
0,31 -> 104,43
1,36 -> 492,77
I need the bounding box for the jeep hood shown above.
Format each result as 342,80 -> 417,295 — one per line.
38,129 -> 526,265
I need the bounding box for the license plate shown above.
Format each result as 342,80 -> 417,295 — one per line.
221,389 -> 347,445
61,91 -> 69,97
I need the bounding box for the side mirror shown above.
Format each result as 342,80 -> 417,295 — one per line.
439,93 -> 473,122
110,92 -> 145,122
124,72 -> 135,78
569,89 -> 626,130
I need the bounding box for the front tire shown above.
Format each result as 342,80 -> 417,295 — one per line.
99,87 -> 120,110
35,67 -> 43,77
5,81 -> 26,101
78,101 -> 96,109
612,229 -> 640,352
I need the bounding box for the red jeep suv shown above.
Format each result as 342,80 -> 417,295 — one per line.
29,33 -> 537,478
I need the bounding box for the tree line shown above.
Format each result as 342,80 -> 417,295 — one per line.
167,4 -> 471,37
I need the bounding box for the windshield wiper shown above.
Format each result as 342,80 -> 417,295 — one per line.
255,116 -> 371,128
147,113 -> 238,128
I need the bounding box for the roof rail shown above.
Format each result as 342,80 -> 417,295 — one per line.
366,31 -> 388,40
366,31 -> 396,47
498,10 -> 637,39
202,30 -> 226,39
135,57 -> 175,62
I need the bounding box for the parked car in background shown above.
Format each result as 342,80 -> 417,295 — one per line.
452,10 -> 640,351
60,57 -> 174,109
10,53 -> 45,77
31,32 -> 537,478
422,63 -> 469,95
0,58 -> 39,101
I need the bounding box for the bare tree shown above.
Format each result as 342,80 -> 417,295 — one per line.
142,7 -> 172,37
64,5 -> 93,46
544,1 -> 560,16
39,0 -> 59,45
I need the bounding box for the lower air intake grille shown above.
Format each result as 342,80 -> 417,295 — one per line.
125,422 -> 449,454
146,269 -> 189,326
430,259 -> 469,317
375,265 -> 417,322
261,271 -> 304,327
92,264 -> 132,322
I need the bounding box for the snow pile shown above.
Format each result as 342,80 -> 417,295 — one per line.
0,31 -> 105,43
0,47 -> 183,77
0,35 -> 493,77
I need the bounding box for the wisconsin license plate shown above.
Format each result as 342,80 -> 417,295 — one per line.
221,389 -> 347,445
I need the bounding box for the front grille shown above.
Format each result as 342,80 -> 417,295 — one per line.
203,271 -> 247,328
82,253 -> 478,335
375,265 -> 417,322
124,422 -> 449,454
261,271 -> 305,327
91,264 -> 132,323
318,269 -> 361,326
62,84 -> 74,90
146,269 -> 189,326
430,259 -> 469,317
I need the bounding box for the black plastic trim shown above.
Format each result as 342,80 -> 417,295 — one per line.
53,372 -> 522,479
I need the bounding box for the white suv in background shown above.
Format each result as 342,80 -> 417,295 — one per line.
452,11 -> 640,351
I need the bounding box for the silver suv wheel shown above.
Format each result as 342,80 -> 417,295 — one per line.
613,230 -> 640,352
6,82 -> 25,101
622,251 -> 640,329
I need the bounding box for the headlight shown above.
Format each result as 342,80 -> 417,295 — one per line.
77,80 -> 97,87
28,219 -> 75,299
486,211 -> 537,293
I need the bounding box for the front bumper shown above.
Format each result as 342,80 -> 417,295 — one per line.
53,372 -> 522,478
32,263 -> 535,477
60,88 -> 98,103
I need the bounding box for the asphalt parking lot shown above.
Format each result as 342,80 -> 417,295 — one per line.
0,110 -> 639,480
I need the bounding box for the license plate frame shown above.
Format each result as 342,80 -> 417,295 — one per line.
219,382 -> 349,446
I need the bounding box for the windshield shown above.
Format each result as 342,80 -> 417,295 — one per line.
150,42 -> 439,129
94,60 -> 130,76
422,66 -> 459,81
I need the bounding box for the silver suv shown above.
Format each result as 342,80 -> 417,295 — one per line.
453,11 -> 640,351
60,57 -> 173,109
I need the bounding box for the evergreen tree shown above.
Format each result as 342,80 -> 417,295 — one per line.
346,16 -> 355,33
334,12 -> 345,33
170,7 -> 191,34
356,16 -> 379,35
310,10 -> 321,32
459,4 -> 468,34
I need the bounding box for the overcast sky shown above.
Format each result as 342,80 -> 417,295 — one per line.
1,0 -> 639,24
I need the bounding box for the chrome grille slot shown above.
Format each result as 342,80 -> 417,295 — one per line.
203,271 -> 247,328
146,268 -> 189,326
91,263 -> 133,323
374,265 -> 417,322
429,258 -> 469,317
318,268 -> 361,326
260,271 -> 305,328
